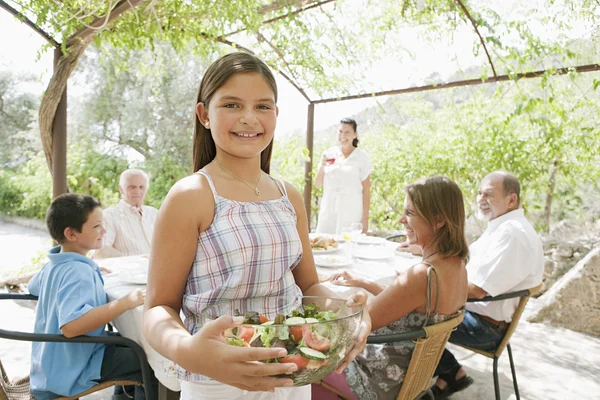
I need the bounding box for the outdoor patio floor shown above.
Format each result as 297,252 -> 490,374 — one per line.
1,221 -> 599,399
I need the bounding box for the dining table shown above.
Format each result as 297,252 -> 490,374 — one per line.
96,235 -> 420,399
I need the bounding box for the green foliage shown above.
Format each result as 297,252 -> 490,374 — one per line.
359,72 -> 600,232
272,136 -> 310,192
0,69 -> 41,167
0,144 -> 130,218
140,155 -> 190,209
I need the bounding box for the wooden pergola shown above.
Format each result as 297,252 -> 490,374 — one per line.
2,0 -> 600,224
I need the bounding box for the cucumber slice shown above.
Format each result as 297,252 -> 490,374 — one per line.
298,347 -> 327,361
305,318 -> 319,324
261,320 -> 274,326
284,317 -> 306,325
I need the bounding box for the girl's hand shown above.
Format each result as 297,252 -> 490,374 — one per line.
186,315 -> 298,392
336,291 -> 371,373
328,270 -> 368,288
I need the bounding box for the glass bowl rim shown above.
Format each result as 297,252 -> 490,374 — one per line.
200,295 -> 363,327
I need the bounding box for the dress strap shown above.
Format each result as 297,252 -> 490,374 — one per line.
423,262 -> 440,328
195,169 -> 218,200
269,176 -> 288,197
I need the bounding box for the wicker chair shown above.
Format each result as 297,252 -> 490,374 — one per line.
455,284 -> 542,400
318,312 -> 464,400
0,293 -> 155,400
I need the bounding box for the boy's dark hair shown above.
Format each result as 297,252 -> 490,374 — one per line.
46,193 -> 102,243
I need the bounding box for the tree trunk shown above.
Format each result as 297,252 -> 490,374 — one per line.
544,156 -> 560,231
39,37 -> 94,172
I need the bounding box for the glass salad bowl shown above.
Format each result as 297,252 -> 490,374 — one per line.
200,296 -> 362,386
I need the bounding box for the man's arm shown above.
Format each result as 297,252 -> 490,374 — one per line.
468,282 -> 488,299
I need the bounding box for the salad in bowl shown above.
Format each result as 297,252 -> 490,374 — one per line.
200,296 -> 362,386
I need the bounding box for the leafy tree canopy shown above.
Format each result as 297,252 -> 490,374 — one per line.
11,0 -> 600,98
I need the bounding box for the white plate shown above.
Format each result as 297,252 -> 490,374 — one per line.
352,248 -> 394,260
120,272 -> 148,285
314,255 -> 353,268
352,235 -> 386,245
312,247 -> 341,254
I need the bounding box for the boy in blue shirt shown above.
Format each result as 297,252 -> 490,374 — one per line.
28,193 -> 155,399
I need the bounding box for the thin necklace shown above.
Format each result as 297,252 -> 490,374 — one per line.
214,160 -> 262,195
422,251 -> 439,262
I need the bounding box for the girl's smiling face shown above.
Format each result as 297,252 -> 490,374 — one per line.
197,72 -> 278,159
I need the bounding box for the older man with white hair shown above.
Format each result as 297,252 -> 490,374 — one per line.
94,169 -> 159,258
429,171 -> 544,399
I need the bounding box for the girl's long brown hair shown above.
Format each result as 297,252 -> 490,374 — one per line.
405,176 -> 470,261
192,52 -> 278,173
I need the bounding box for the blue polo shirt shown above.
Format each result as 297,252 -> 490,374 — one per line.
28,246 -> 107,398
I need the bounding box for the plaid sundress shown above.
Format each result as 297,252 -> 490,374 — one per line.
178,169 -> 303,381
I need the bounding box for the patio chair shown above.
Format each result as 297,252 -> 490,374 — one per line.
455,284 -> 542,400
317,312 -> 464,400
385,233 -> 407,243
0,293 -> 155,400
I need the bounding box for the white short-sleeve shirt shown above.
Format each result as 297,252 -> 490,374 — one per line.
466,209 -> 544,322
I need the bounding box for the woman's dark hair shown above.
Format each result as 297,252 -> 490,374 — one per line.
192,52 -> 278,173
46,193 -> 102,244
340,117 -> 359,147
405,176 -> 469,261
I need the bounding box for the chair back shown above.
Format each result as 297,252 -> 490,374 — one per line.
493,284 -> 542,357
396,313 -> 464,400
0,360 -> 30,400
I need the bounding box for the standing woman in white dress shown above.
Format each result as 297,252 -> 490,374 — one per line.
315,118 -> 372,234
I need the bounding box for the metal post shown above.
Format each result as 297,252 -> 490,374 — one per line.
52,47 -> 68,198
303,103 -> 315,227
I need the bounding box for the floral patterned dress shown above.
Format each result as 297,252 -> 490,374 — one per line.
345,264 -> 461,400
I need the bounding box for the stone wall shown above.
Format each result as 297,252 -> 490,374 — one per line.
528,247 -> 600,337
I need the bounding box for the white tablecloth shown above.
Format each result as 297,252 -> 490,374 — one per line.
98,256 -> 181,392
96,239 -> 420,392
315,239 -> 420,296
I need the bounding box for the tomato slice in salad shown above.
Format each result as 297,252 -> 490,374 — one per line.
280,354 -> 309,370
290,326 -> 303,342
237,325 -> 255,343
302,325 -> 331,351
259,315 -> 269,324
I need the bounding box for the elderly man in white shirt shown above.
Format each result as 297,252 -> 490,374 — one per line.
94,169 -> 159,258
430,171 -> 544,399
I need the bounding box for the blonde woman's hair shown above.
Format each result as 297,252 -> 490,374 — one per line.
405,176 -> 469,261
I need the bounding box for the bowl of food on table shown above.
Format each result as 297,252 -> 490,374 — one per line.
200,296 -> 362,386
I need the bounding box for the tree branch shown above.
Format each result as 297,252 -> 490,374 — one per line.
66,0 -> 144,46
454,0 -> 497,77
0,0 -> 60,46
256,31 -> 311,101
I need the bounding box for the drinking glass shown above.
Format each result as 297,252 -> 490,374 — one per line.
323,149 -> 337,166
341,222 -> 363,241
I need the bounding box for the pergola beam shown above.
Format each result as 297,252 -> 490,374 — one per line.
312,63 -> 600,104
0,0 -> 59,46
